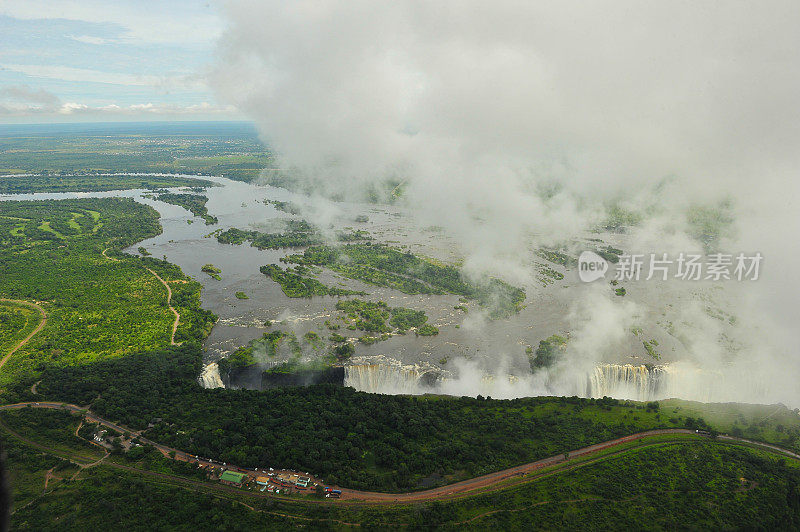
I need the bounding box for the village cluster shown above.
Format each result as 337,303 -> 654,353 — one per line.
212,465 -> 342,498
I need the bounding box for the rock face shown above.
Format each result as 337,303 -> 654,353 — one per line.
261,366 -> 345,388
227,364 -> 264,390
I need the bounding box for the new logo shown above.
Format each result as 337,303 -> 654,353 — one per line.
578,251 -> 609,282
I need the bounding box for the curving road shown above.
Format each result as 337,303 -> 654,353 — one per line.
2,401 -> 799,505
0,299 -> 47,371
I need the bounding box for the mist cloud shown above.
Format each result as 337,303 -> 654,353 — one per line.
212,1 -> 800,404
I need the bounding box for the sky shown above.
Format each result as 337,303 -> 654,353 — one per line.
0,0 -> 238,122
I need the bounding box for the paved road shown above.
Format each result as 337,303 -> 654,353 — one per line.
4,401 -> 799,504
0,299 -> 46,371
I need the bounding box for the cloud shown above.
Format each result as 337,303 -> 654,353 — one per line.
0,84 -> 60,106
1,0 -> 221,47
213,1 -> 800,274
66,34 -> 114,46
1,63 -> 204,90
0,90 -> 234,117
213,1 -> 800,404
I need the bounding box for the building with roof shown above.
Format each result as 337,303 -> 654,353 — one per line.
219,470 -> 247,486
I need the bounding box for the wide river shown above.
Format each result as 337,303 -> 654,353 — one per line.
5,173 -> 765,404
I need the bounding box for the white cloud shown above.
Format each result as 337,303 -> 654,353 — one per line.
1,0 -> 221,47
59,101 -> 234,116
58,102 -> 89,114
67,34 -> 114,46
0,92 -> 235,117
1,63 -> 204,90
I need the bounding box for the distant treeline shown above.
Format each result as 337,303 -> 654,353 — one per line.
0,174 -> 214,194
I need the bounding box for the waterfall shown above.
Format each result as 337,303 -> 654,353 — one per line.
344,356 -> 444,394
582,363 -> 725,402
584,364 -> 667,401
339,357 -> 768,404
199,362 -> 225,389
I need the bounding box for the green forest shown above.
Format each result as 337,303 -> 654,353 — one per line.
1,342 -> 748,493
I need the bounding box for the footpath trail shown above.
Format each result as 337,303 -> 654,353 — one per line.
103,247 -> 181,346
144,267 -> 181,345
2,402 -> 799,505
0,299 -> 47,371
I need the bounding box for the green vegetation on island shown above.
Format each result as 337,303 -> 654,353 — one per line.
284,244 -> 525,318
643,338 -> 661,360
264,198 -> 303,215
218,226 -> 321,249
153,193 -> 218,224
529,334 -> 568,371
217,223 -> 370,250
201,264 -> 221,280
260,264 -> 367,298
336,298 -> 437,338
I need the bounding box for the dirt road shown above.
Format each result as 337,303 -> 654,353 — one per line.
103,248 -> 180,345
144,267 -> 181,345
0,299 -> 47,371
